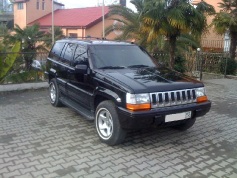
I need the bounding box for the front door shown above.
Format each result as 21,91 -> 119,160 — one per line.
67,45 -> 94,110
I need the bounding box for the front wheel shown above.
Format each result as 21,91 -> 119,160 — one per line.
95,100 -> 126,146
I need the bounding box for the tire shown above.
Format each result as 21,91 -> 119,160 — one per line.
95,100 -> 126,146
172,117 -> 196,131
49,78 -> 63,107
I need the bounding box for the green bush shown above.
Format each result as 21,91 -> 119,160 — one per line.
0,42 -> 21,83
219,58 -> 237,75
3,70 -> 42,84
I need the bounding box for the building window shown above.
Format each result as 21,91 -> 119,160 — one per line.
36,0 -> 39,10
17,3 -> 24,10
69,33 -> 78,38
42,0 -> 45,10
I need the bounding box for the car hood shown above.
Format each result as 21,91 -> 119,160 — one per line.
96,67 -> 203,93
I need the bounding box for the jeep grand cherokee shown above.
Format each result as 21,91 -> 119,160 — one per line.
45,39 -> 211,145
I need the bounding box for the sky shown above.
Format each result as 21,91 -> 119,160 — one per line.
58,0 -> 136,11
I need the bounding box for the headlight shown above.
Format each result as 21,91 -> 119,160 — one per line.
195,87 -> 208,103
126,93 -> 151,111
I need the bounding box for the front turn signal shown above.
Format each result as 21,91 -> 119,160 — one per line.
197,96 -> 208,103
126,103 -> 151,111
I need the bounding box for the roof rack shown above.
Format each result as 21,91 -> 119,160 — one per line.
65,36 -> 104,40
63,36 -> 135,45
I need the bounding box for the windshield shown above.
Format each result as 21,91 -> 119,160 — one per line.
89,45 -> 156,69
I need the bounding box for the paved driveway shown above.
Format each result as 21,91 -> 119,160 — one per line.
0,79 -> 237,178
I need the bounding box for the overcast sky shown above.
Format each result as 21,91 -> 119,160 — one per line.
58,0 -> 136,11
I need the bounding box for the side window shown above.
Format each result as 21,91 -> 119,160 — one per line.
62,43 -> 77,65
73,45 -> 88,66
49,42 -> 65,61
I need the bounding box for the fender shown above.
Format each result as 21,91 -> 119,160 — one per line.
91,86 -> 123,111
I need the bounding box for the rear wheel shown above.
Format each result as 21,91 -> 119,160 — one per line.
95,100 -> 126,146
172,117 -> 196,131
49,78 -> 63,107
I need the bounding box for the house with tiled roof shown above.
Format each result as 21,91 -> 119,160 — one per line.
192,0 -> 230,52
12,0 -> 125,39
12,0 -> 64,29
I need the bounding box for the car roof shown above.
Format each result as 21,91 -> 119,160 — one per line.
55,38 -> 134,46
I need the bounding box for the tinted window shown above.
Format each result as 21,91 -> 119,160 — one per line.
62,43 -> 77,65
90,45 -> 156,69
49,42 -> 65,61
73,45 -> 88,66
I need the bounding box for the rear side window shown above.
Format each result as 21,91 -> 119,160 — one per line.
49,42 -> 65,61
62,43 -> 77,65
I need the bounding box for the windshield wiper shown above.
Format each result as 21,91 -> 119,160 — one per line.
127,65 -> 150,68
99,66 -> 126,69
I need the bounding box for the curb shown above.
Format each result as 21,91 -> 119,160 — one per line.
0,82 -> 48,92
226,75 -> 237,80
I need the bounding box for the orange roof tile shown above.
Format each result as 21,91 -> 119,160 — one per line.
29,6 -> 109,28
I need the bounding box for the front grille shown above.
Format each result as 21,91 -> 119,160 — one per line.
150,89 -> 196,108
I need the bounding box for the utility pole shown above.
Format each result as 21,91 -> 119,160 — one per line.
52,0 -> 54,44
102,0 -> 105,39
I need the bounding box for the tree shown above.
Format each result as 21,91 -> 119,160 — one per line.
43,26 -> 65,49
106,0 -> 214,69
212,0 -> 237,60
105,0 -> 148,46
143,0 -> 215,69
4,24 -> 46,70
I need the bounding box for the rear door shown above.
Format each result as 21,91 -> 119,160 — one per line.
48,42 -> 68,95
59,43 -> 77,96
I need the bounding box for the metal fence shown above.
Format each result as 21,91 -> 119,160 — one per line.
152,51 -> 235,80
0,51 -> 236,84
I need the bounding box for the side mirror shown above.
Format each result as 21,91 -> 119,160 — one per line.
75,64 -> 88,74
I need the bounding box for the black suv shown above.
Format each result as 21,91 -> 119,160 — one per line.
45,39 -> 211,145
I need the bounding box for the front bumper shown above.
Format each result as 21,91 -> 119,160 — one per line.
117,101 -> 211,129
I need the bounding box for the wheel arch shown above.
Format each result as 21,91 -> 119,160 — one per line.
93,88 -> 123,111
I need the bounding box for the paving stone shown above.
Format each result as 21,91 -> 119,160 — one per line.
8,163 -> 25,172
173,164 -> 185,171
97,167 -> 114,176
174,170 -> 189,177
19,166 -> 37,174
36,163 -> 52,170
149,171 -> 168,178
54,166 -> 77,176
109,170 -> 128,178
73,163 -> 90,171
228,173 -> 237,178
70,170 -> 88,178
1,79 -> 237,177
24,160 -> 41,168
0,167 -> 8,174
0,161 -> 14,169
2,170 -> 21,177
111,164 -> 127,171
